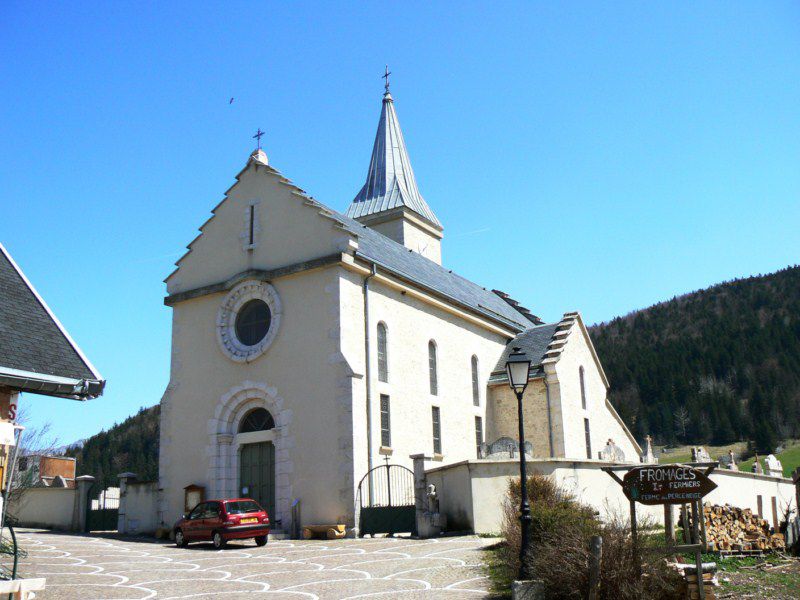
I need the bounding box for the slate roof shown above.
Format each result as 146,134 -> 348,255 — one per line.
331,210 -> 536,330
491,322 -> 560,376
0,243 -> 104,400
346,91 -> 442,228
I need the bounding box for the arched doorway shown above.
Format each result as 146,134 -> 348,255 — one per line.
237,408 -> 276,517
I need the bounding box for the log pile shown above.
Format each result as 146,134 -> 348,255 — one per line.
671,562 -> 718,600
684,571 -> 716,600
699,504 -> 785,552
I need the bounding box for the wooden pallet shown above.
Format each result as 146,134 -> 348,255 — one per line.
717,549 -> 767,558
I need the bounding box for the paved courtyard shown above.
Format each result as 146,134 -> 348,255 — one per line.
15,529 -> 496,599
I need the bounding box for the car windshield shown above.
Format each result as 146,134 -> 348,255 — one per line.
225,500 -> 262,514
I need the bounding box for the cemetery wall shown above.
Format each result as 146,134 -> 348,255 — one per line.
9,487 -> 77,530
425,458 -> 796,535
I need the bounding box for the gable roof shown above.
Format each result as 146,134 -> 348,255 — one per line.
346,91 -> 441,228
165,153 -> 537,332
490,322 -> 560,378
0,243 -> 104,400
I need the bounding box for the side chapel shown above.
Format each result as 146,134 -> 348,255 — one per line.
158,81 -> 639,531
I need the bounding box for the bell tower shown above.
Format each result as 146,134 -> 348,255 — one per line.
347,73 -> 443,264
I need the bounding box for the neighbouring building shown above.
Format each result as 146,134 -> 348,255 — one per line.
157,80 -> 640,533
0,242 -> 105,493
16,454 -> 77,488
0,241 -> 105,599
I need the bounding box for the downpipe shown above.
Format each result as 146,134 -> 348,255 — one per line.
363,264 -> 377,504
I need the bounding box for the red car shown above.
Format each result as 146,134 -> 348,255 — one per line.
174,498 -> 270,549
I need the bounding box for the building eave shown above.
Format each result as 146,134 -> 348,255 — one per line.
0,366 -> 105,401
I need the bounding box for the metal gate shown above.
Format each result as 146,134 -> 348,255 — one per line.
86,483 -> 119,532
357,464 -> 415,537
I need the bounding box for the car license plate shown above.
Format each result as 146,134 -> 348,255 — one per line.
241,518 -> 258,524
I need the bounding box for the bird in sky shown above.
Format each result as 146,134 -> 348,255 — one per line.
229,97 -> 234,104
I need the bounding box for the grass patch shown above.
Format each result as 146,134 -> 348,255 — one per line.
739,441 -> 800,477
482,541 -> 513,599
657,439 -> 800,477
713,555 -> 800,598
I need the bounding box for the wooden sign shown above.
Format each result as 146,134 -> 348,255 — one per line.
622,464 -> 717,505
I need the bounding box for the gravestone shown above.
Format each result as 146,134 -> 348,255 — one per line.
752,454 -> 764,474
640,435 -> 657,464
721,450 -> 738,471
764,454 -> 783,478
599,439 -> 626,463
691,447 -> 712,463
480,436 -> 533,460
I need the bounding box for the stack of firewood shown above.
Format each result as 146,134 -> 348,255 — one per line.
698,504 -> 785,552
670,562 -> 718,600
684,570 -> 716,600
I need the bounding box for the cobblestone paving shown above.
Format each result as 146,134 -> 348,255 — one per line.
16,529 -> 495,599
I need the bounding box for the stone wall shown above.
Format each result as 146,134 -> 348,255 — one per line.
486,380 -> 552,458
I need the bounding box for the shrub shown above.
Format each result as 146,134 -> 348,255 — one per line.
498,473 -> 683,599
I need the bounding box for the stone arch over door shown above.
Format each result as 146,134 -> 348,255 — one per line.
207,381 -> 294,528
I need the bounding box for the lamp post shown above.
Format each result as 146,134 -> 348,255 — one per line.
506,346 -> 532,580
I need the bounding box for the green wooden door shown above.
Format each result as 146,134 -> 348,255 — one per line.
239,442 -> 275,517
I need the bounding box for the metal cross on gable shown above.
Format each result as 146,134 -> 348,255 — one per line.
382,65 -> 391,92
252,128 -> 265,150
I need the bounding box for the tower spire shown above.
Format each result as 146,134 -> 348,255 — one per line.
346,74 -> 442,229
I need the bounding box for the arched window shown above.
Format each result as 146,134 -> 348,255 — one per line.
238,408 -> 275,433
428,341 -> 438,395
579,366 -> 587,409
471,355 -> 480,406
377,322 -> 388,383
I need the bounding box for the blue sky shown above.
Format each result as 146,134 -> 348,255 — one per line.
1,2 -> 798,444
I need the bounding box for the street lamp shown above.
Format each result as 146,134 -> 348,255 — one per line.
506,346 -> 532,580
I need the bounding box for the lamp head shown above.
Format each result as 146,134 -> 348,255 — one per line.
505,346 -> 531,393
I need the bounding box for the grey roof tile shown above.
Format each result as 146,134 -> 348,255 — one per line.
332,210 -> 535,330
0,244 -> 101,384
491,323 -> 560,374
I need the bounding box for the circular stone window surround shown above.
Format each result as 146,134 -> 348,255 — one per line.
216,280 -> 282,363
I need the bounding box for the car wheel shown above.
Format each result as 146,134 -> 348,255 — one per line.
175,529 -> 187,548
254,535 -> 267,547
212,531 -> 226,549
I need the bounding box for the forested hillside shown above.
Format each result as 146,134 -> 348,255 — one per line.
64,405 -> 159,490
590,266 -> 800,451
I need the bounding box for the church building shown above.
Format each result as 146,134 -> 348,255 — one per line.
158,81 -> 640,532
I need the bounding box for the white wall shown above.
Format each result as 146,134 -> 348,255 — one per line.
160,266 -> 352,529
166,160 -> 349,295
426,458 -> 796,534
340,270 -> 510,483
119,481 -> 159,535
10,488 -> 76,530
553,321 -> 640,462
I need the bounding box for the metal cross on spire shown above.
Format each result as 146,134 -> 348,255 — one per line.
252,128 -> 265,150
382,65 -> 391,93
